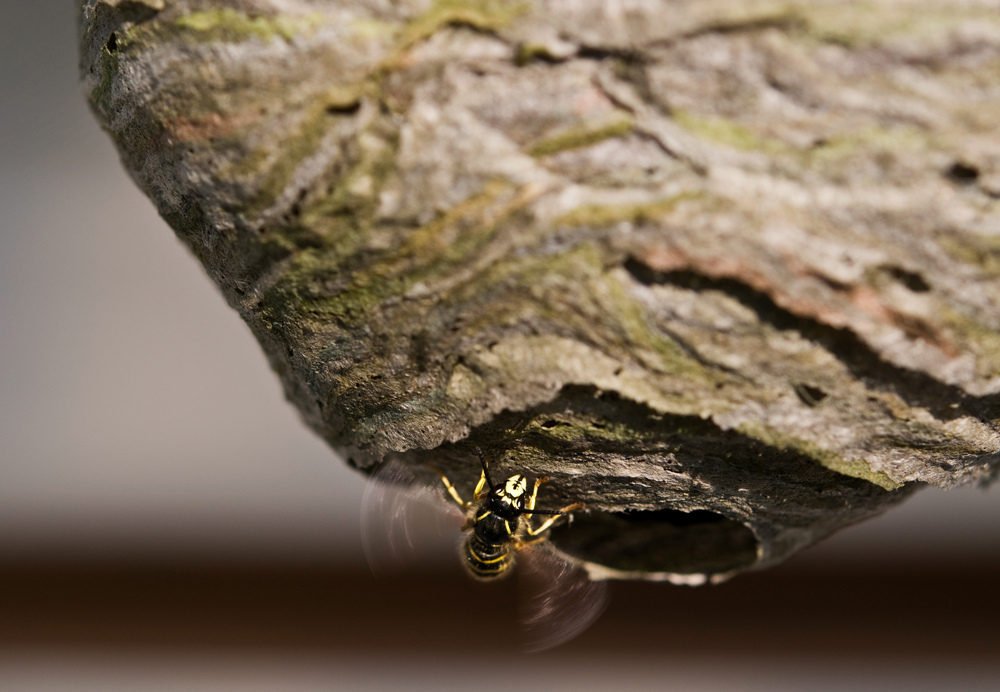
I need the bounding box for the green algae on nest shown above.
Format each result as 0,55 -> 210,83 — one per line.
174,9 -> 324,43
738,420 -> 900,491
529,118 -> 634,158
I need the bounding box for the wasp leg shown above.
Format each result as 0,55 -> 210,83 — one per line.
526,502 -> 585,536
513,535 -> 548,550
524,477 -> 586,534
524,476 -> 550,515
472,469 -> 487,499
428,464 -> 468,509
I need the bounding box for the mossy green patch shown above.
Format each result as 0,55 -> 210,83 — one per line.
515,42 -> 562,66
350,17 -> 397,41
303,130 -> 398,227
266,181 -> 516,326
240,104 -> 334,217
122,8 -> 324,52
240,82 -> 378,219
800,1 -> 1000,49
529,118 -> 634,158
473,386 -> 724,462
677,110 -> 934,164
939,306 -> 1000,381
555,191 -> 703,229
89,43 -> 120,114
673,110 -> 772,152
174,8 -> 324,43
602,263 -> 709,379
808,124 -> 929,165
938,232 -> 1000,277
394,180 -> 513,266
523,414 -> 659,447
875,431 -> 987,458
222,145 -> 271,179
460,241 -> 708,380
738,421 -> 901,491
396,0 -> 528,52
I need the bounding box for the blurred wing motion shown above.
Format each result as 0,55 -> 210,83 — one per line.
360,460 -> 465,577
518,543 -> 609,653
362,459 -> 607,652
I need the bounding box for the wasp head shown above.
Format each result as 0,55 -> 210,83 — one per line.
499,474 -> 527,508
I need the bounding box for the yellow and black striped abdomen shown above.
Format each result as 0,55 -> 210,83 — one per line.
463,534 -> 513,580
462,510 -> 515,580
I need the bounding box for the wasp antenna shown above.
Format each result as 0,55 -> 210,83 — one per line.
475,446 -> 500,493
521,501 -> 585,517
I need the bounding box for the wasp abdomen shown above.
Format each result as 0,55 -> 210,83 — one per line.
463,510 -> 515,580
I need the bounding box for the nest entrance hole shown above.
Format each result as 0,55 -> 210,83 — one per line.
548,507 -> 758,577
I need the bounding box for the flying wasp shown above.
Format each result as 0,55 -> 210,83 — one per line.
440,447 -> 585,581
361,448 -> 608,651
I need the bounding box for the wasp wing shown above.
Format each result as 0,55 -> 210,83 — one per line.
517,543 -> 609,653
360,460 -> 465,577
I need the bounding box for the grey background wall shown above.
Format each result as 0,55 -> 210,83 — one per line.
0,0 -> 369,561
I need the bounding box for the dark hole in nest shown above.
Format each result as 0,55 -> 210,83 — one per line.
617,508 -> 728,526
549,508 -> 758,576
326,101 -> 362,116
106,32 -> 118,53
946,161 -> 979,184
885,266 -> 931,292
794,383 -> 828,407
515,44 -> 567,66
288,188 -> 307,220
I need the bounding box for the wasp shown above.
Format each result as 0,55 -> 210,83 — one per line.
438,447 -> 584,580
361,448 -> 608,651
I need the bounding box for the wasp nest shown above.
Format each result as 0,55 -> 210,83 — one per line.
80,0 -> 1000,581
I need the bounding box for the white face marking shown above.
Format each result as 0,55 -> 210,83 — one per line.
504,474 -> 526,498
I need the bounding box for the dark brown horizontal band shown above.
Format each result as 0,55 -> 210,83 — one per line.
0,554 -> 995,658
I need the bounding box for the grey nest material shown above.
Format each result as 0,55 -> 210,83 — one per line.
80,0 -> 1000,581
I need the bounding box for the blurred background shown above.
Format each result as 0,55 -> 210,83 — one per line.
0,1 -> 997,689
